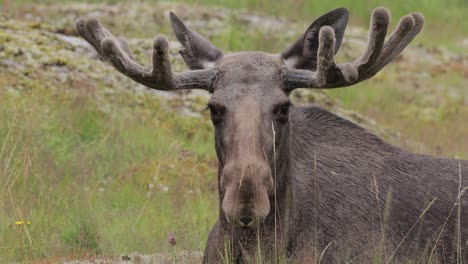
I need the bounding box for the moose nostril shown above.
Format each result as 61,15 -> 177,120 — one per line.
239,216 -> 253,226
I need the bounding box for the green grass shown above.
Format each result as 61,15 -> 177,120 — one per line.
325,64 -> 468,159
9,0 -> 467,49
0,72 -> 217,262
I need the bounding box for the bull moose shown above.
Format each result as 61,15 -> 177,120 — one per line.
75,7 -> 467,263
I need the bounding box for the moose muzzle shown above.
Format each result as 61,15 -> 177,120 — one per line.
221,161 -> 273,228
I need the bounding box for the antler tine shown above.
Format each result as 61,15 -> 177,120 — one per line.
75,17 -> 216,91
281,26 -> 358,90
355,7 -> 390,73
101,37 -> 154,82
115,37 -> 136,60
282,8 -> 424,90
296,26 -> 338,88
334,9 -> 424,86
359,12 -> 423,80
76,17 -> 112,55
327,7 -> 392,87
315,26 -> 337,87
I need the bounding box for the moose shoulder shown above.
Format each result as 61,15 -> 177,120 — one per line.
76,7 -> 467,263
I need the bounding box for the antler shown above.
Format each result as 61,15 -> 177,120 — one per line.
75,17 -> 217,91
282,7 -> 424,90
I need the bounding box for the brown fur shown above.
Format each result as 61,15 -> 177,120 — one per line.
203,66 -> 468,263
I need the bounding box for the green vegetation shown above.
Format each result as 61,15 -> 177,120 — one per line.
0,17 -> 218,262
184,0 -> 467,46
0,0 -> 466,262
10,0 -> 467,49
0,67 -> 218,261
0,76 -> 220,261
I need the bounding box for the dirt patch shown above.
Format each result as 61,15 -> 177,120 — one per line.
63,251 -> 203,264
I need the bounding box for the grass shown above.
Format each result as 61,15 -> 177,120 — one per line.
9,0 -> 468,49
0,0 -> 466,262
0,69 -> 217,261
182,0 -> 467,45
325,68 -> 468,159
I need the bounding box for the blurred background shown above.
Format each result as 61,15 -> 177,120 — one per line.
0,0 -> 466,262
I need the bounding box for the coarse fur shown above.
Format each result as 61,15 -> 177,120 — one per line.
203,63 -> 468,262
284,106 -> 468,263
75,7 -> 468,264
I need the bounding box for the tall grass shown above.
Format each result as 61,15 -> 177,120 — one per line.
0,79 -> 218,262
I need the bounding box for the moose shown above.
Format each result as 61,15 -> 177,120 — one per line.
76,7 -> 467,263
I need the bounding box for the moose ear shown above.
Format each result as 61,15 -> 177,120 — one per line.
169,12 -> 223,70
281,8 -> 349,70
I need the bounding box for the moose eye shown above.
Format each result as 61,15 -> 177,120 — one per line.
274,102 -> 291,123
208,103 -> 226,125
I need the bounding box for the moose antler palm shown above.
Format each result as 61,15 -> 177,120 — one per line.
75,16 -> 217,91
282,7 -> 424,90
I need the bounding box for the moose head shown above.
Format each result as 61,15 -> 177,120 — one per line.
75,7 -> 423,229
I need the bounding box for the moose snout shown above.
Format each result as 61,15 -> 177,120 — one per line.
221,162 -> 273,228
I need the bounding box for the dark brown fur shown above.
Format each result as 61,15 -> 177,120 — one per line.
204,104 -> 468,263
